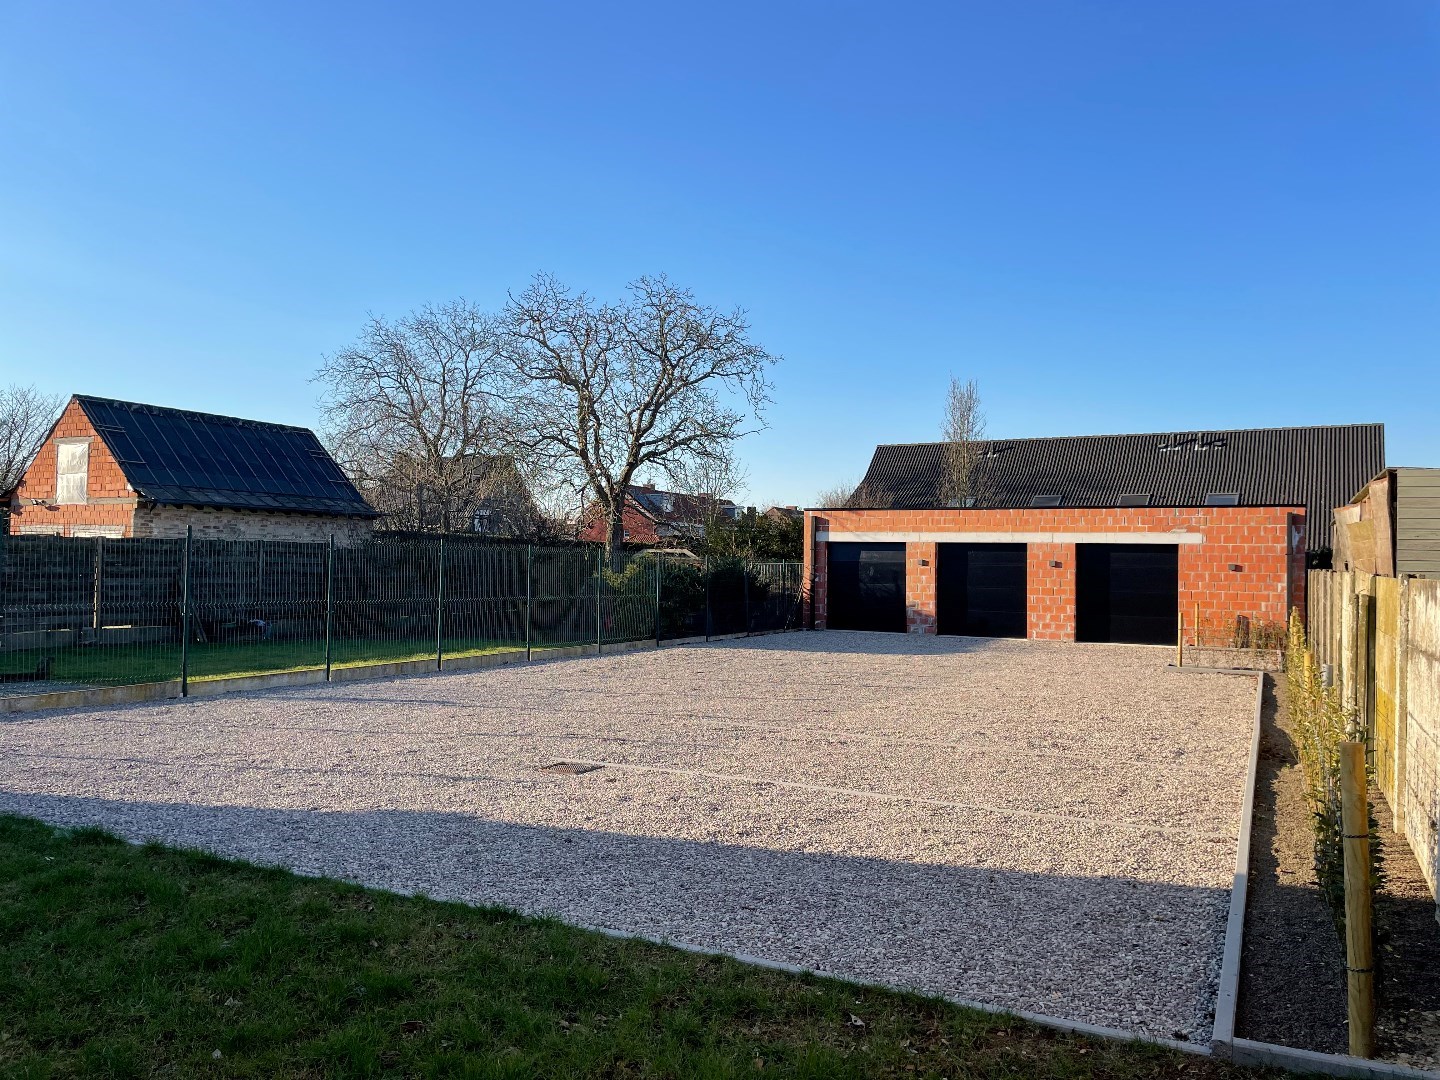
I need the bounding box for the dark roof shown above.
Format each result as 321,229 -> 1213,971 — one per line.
76,396 -> 379,517
626,485 -> 736,523
852,423 -> 1384,554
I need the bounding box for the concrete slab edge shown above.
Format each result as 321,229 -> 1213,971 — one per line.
1211,672 -> 1265,1051
575,922 -> 1213,1056
1228,1038 -> 1440,1079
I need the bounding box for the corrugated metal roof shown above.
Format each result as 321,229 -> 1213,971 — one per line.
77,396 -> 379,518
851,423 -> 1384,554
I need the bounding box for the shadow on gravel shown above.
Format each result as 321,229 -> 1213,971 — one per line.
0,791 -> 1229,1043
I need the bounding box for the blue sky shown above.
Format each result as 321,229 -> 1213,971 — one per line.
1,2 -> 1436,508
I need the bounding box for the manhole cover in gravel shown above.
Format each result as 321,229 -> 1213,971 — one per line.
540,762 -> 603,775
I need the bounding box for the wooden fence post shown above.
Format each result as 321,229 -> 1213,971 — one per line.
1339,740 -> 1376,1058
1176,611 -> 1184,667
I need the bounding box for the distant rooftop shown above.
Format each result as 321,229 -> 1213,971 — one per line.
849,423 -> 1385,554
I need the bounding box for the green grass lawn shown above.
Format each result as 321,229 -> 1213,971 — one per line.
0,637 -> 530,688
0,815 -> 1267,1079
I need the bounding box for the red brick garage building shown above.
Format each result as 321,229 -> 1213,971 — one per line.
804,424 -> 1384,643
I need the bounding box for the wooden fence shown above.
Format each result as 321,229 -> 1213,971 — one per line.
1308,569 -> 1440,908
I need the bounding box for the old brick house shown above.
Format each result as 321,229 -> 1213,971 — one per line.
6,396 -> 379,543
805,423 -> 1384,643
578,483 -> 742,549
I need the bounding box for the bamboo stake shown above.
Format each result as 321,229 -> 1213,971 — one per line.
1339,740 -> 1376,1059
1193,602 -> 1200,647
1176,611 -> 1184,667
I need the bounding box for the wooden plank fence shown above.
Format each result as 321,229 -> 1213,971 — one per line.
1308,568 -> 1440,906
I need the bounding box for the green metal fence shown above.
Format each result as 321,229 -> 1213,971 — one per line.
0,532 -> 802,693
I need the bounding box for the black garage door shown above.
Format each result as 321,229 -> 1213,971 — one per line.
1076,544 -> 1178,645
827,543 -> 906,633
937,543 -> 1027,637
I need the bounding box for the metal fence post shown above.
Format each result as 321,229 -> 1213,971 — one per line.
525,543 -> 533,662
91,536 -> 103,632
654,553 -> 662,648
742,561 -> 751,636
324,535 -> 335,681
594,545 -> 602,654
180,525 -> 192,696
703,555 -> 711,642
435,535 -> 446,671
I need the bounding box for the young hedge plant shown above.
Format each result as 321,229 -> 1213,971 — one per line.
1284,608 -> 1384,935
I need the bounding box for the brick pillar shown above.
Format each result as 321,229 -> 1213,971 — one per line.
1028,542 -> 1076,640
906,542 -> 938,634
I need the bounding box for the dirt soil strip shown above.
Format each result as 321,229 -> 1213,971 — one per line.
0,633 -> 1256,1042
1237,677 -> 1440,1071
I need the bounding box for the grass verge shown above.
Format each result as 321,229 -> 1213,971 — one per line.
0,815 -> 1266,1079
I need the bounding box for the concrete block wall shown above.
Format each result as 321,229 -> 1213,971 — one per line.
805,505 -> 1304,641
1403,578 -> 1440,898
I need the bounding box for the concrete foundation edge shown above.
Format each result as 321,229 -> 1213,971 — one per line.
1210,673 -> 1265,1049
0,631 -> 796,714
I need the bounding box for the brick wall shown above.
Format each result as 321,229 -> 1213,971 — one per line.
905,541 -> 937,633
803,505 -> 1304,640
131,506 -> 375,546
7,399 -> 138,536
1027,541 -> 1076,639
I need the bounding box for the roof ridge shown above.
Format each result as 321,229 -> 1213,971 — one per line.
874,421 -> 1385,449
74,395 -> 315,435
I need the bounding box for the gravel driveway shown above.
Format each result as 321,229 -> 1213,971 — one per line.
0,632 -> 1255,1041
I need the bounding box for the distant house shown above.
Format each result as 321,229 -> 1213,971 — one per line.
6,396 -> 379,543
578,483 -> 741,548
764,505 -> 803,524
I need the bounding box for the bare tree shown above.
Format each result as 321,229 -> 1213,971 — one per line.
0,384 -> 63,495
662,447 -> 750,537
502,274 -> 777,555
814,476 -> 891,509
814,479 -> 858,508
315,301 -> 525,532
940,376 -> 991,507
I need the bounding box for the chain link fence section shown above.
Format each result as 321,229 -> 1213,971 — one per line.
0,532 -> 803,694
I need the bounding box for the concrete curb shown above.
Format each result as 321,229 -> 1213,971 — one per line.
1211,672 -> 1265,1051
575,922 -> 1211,1057
0,631 -> 798,715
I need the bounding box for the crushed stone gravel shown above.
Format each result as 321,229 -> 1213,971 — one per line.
0,631 -> 1256,1041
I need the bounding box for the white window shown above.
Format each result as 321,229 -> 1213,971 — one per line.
56,439 -> 90,505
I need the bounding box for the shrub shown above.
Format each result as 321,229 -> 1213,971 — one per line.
1284,608 -> 1384,935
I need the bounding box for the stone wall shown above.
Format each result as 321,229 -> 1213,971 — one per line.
130,506 -> 374,546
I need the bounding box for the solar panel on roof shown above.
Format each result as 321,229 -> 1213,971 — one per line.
78,396 -> 377,518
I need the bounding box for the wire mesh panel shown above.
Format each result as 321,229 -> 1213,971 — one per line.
0,534 -> 185,687
748,561 -> 803,633
658,557 -> 707,640
332,536 -> 442,668
1,530 -> 803,692
187,539 -> 328,680
600,551 -> 660,644
530,545 -> 600,649
706,557 -> 750,637
441,538 -> 526,658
